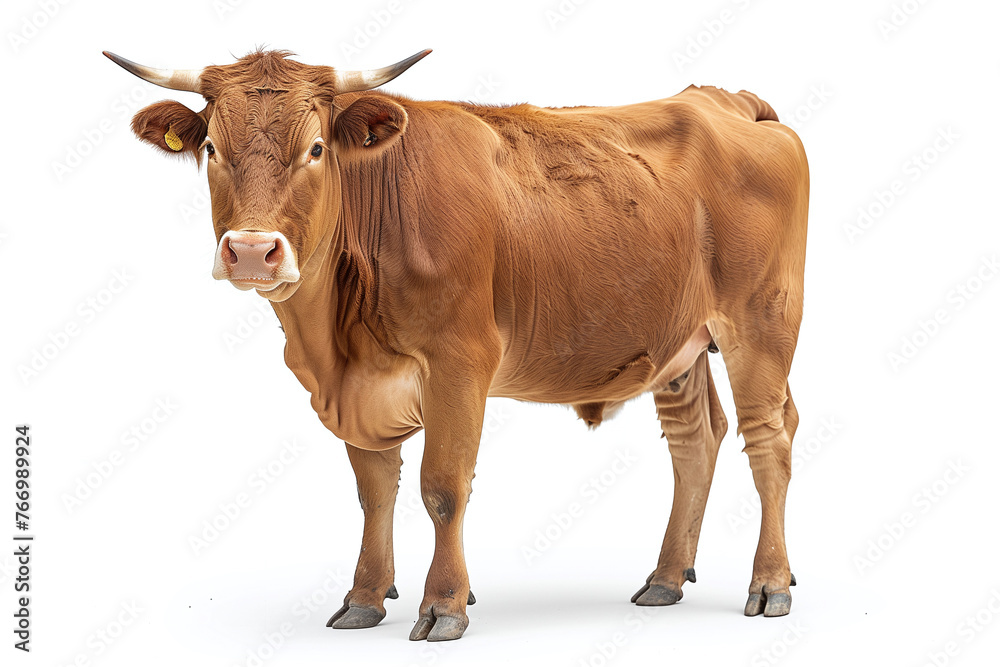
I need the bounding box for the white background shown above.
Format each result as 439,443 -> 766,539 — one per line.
3,0 -> 999,665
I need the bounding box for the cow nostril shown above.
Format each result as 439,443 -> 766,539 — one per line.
264,241 -> 282,267
224,237 -> 239,265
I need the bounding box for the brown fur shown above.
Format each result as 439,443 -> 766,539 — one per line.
130,100 -> 209,163
124,50 -> 809,637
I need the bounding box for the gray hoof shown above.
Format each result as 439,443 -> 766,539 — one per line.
764,592 -> 792,617
632,583 -> 682,606
409,613 -> 469,641
630,572 -> 654,603
467,590 -> 476,605
409,615 -> 434,641
744,593 -> 765,616
428,615 -> 469,641
327,604 -> 385,629
744,590 -> 792,617
386,584 -> 399,599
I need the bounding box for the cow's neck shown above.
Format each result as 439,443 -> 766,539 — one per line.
268,203 -> 388,390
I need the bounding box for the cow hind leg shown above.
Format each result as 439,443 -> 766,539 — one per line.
633,350 -> 727,606
327,444 -> 402,629
712,299 -> 801,617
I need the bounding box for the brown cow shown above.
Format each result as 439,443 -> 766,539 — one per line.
105,48 -> 808,642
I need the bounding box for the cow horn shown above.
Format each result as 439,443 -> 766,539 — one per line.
333,49 -> 432,94
102,51 -> 203,94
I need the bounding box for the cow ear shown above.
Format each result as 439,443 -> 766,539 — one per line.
131,100 -> 209,163
333,95 -> 408,158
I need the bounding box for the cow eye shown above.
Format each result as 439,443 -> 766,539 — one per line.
310,143 -> 323,158
205,142 -> 215,156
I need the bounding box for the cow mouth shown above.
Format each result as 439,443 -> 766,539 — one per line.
230,276 -> 284,291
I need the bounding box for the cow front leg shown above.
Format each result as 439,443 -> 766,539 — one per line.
327,444 -> 402,629
408,365 -> 493,642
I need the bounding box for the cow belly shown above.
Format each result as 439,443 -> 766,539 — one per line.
490,324 -> 712,404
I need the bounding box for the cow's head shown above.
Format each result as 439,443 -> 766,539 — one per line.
106,49 -> 429,301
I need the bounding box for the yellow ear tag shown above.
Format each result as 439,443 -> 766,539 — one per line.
164,126 -> 184,152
